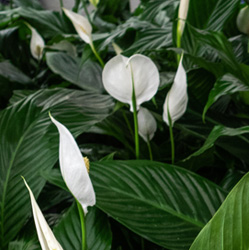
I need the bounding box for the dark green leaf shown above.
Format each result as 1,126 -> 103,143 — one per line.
203,74 -> 249,120
54,203 -> 112,250
90,160 -> 227,250
190,171 -> 249,250
0,88 -> 114,248
46,52 -> 104,92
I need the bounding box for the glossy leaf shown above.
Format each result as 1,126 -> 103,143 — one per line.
184,125 -> 249,161
203,74 -> 249,120
90,160 -> 227,250
0,88 -> 114,248
54,203 -> 112,250
46,52 -> 104,92
190,171 -> 249,250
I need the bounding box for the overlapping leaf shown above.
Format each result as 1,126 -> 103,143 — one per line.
0,88 -> 114,248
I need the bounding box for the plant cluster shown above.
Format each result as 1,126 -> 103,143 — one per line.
1,0 -> 249,249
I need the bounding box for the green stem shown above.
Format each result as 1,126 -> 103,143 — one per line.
81,0 -> 92,25
90,43 -> 105,68
77,201 -> 87,250
10,0 -> 13,9
59,0 -> 64,8
147,138 -> 153,161
73,0 -> 80,12
131,68 -> 139,159
169,122 -> 175,165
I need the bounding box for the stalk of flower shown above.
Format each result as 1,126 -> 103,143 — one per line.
102,54 -> 160,159
62,7 -> 105,67
25,23 -> 45,61
22,177 -> 64,250
163,55 -> 188,164
49,114 -> 96,250
137,107 -> 157,160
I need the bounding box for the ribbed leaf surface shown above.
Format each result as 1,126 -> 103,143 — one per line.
190,172 -> 249,250
54,204 -> 112,250
90,160 -> 227,250
0,88 -> 114,248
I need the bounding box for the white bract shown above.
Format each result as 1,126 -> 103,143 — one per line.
138,107 -> 157,143
102,54 -> 160,112
27,24 -> 45,60
237,6 -> 249,35
163,56 -> 188,126
177,0 -> 190,38
63,8 -> 92,45
23,178 -> 63,250
50,115 -> 96,215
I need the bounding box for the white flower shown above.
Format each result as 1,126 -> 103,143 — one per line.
237,6 -> 249,35
27,24 -> 45,60
23,177 -> 63,250
102,54 -> 160,112
163,56 -> 188,126
63,8 -> 92,45
50,114 -> 96,215
177,0 -> 190,36
138,107 -> 157,142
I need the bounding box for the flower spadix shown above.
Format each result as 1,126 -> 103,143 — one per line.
138,107 -> 157,143
26,23 -> 45,60
63,8 -> 92,45
23,177 -> 63,250
50,114 -> 96,215
102,54 -> 160,112
163,56 -> 188,126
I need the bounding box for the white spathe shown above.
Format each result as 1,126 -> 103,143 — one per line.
237,6 -> 249,35
102,54 -> 160,112
27,24 -> 45,60
50,115 -> 96,215
63,8 -> 92,44
177,0 -> 190,37
23,178 -> 63,250
138,107 -> 157,142
163,56 -> 188,126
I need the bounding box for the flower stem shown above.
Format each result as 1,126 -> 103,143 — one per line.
59,0 -> 63,8
169,122 -> 175,164
77,201 -> 87,250
147,139 -> 153,161
90,43 -> 105,68
131,68 -> 139,159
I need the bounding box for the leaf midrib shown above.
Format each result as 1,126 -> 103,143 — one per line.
0,112 -> 38,247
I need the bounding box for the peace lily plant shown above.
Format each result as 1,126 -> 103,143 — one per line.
102,54 -> 160,159
50,114 -> 96,250
23,177 -> 63,250
163,55 -> 188,164
63,8 -> 104,67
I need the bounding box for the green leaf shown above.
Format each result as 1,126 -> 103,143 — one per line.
0,88 -> 114,248
90,160 -> 227,250
54,203 -> 112,250
189,171 -> 249,250
184,125 -> 249,161
0,61 -> 32,84
187,0 -> 239,30
203,74 -> 249,120
14,0 -> 42,9
18,8 -> 71,38
125,26 -> 172,53
46,52 -> 104,92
